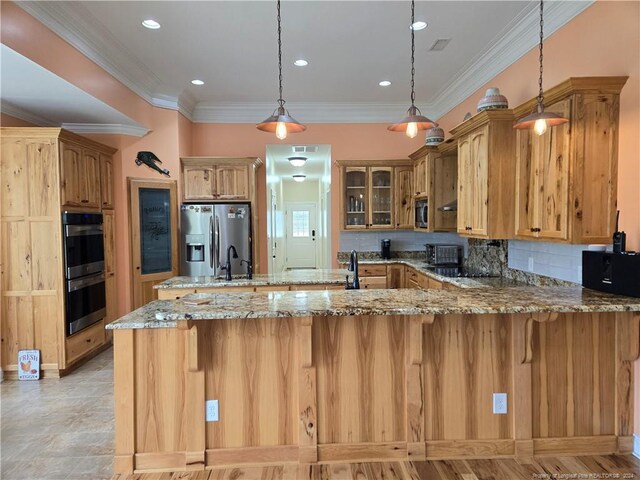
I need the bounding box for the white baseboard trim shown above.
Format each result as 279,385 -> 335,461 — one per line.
633,434 -> 640,459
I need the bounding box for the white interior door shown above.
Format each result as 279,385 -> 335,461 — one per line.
285,202 -> 318,269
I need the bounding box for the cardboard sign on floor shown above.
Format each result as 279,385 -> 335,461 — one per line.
18,350 -> 40,380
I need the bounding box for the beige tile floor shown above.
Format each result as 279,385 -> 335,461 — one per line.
1,348 -> 114,480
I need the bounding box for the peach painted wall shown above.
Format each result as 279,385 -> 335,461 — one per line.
436,0 -> 640,252
191,123 -> 424,269
0,113 -> 37,127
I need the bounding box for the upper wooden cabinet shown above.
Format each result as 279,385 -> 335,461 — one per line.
337,159 -> 413,230
451,110 -> 516,239
409,140 -> 458,233
100,154 -> 114,209
181,157 -> 260,202
514,77 -> 627,244
60,142 -> 106,209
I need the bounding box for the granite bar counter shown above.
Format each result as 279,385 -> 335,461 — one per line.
109,286 -> 640,474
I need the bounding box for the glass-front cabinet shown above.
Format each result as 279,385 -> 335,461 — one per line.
343,166 -> 394,230
344,168 -> 368,229
369,167 -> 393,228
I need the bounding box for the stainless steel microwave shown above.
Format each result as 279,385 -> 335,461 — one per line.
415,199 -> 428,228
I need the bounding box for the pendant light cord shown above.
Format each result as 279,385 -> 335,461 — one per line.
410,0 -> 416,108
537,0 -> 544,105
277,0 -> 285,108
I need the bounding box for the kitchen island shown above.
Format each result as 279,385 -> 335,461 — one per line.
108,287 -> 640,474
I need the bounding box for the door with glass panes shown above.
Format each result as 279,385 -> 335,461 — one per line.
285,202 -> 318,269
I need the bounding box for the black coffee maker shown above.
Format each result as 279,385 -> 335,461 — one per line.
381,239 -> 391,260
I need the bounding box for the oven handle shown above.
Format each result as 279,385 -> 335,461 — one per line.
68,272 -> 105,292
66,224 -> 104,237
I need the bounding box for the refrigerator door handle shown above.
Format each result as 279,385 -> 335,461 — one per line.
209,216 -> 214,270
215,215 -> 220,269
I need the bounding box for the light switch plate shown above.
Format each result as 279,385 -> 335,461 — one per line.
493,393 -> 507,414
206,399 -> 219,422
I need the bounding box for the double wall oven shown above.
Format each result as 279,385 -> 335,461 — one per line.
62,212 -> 106,336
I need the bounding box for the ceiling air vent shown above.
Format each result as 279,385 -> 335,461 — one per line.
429,38 -> 451,52
292,145 -> 318,153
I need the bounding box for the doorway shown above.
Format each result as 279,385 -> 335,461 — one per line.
265,144 -> 332,273
128,178 -> 179,308
285,202 -> 318,269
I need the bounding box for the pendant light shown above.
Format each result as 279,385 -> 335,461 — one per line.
256,0 -> 306,140
514,0 -> 568,135
388,0 -> 436,138
288,156 -> 307,167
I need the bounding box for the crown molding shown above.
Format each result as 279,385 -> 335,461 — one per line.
0,101 -> 57,126
16,1 -> 162,106
428,0 -> 595,120
192,102 -> 436,124
61,123 -> 150,137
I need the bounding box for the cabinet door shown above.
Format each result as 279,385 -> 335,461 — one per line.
103,209 -> 116,274
344,168 -> 368,229
468,126 -> 489,236
369,167 -> 393,229
105,272 -> 116,343
515,128 -> 539,238
100,154 -> 114,209
414,157 -> 427,197
82,149 -> 101,208
457,136 -> 472,233
60,141 -> 83,206
394,166 -> 414,229
216,165 -> 249,199
183,166 -> 216,200
387,265 -> 405,289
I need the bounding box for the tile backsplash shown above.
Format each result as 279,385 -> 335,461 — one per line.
508,240 -> 587,284
339,231 -> 467,255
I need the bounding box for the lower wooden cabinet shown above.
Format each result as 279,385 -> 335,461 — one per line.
387,264 -> 405,289
66,320 -> 106,365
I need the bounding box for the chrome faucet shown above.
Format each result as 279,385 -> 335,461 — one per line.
222,245 -> 238,281
345,249 -> 360,290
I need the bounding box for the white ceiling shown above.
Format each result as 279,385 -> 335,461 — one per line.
6,0 -> 593,128
267,144 -> 331,182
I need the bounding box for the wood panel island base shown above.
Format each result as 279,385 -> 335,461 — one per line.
107,288 -> 640,474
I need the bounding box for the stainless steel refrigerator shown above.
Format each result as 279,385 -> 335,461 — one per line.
180,203 -> 251,277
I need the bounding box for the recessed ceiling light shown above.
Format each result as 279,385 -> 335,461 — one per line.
294,59 -> 309,67
288,156 -> 307,167
142,19 -> 161,30
410,21 -> 427,31
292,174 -> 306,182
191,79 -> 204,86
379,80 -> 392,87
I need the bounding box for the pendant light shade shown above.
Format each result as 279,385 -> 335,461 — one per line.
288,156 -> 307,167
514,0 -> 568,135
256,0 -> 306,140
388,0 -> 436,138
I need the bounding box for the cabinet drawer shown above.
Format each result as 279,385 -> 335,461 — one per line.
360,276 -> 387,289
360,265 -> 387,277
66,320 -> 105,365
407,279 -> 420,289
157,288 -> 196,300
427,278 -> 443,289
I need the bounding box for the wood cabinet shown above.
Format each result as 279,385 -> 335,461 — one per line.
1,128 -> 117,377
100,154 -> 114,209
338,159 -> 413,231
60,142 -> 103,209
386,264 -> 405,289
514,77 -> 627,243
182,158 -> 257,202
103,209 -> 116,343
410,140 -> 458,232
451,110 -> 516,239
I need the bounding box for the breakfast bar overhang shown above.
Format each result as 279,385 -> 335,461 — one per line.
107,288 -> 640,474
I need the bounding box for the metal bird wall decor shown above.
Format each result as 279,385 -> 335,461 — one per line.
135,151 -> 170,177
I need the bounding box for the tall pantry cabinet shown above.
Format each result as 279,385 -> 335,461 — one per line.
1,128 -> 117,377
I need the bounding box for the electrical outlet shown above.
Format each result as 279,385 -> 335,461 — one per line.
528,257 -> 534,272
493,393 -> 507,414
206,400 -> 219,422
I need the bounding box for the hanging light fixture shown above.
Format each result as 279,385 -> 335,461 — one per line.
288,156 -> 307,167
292,174 -> 306,182
514,0 -> 568,135
388,0 -> 436,138
256,0 -> 306,140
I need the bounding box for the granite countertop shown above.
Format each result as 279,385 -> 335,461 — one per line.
106,287 -> 640,330
342,258 -> 528,289
155,269 -> 350,289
